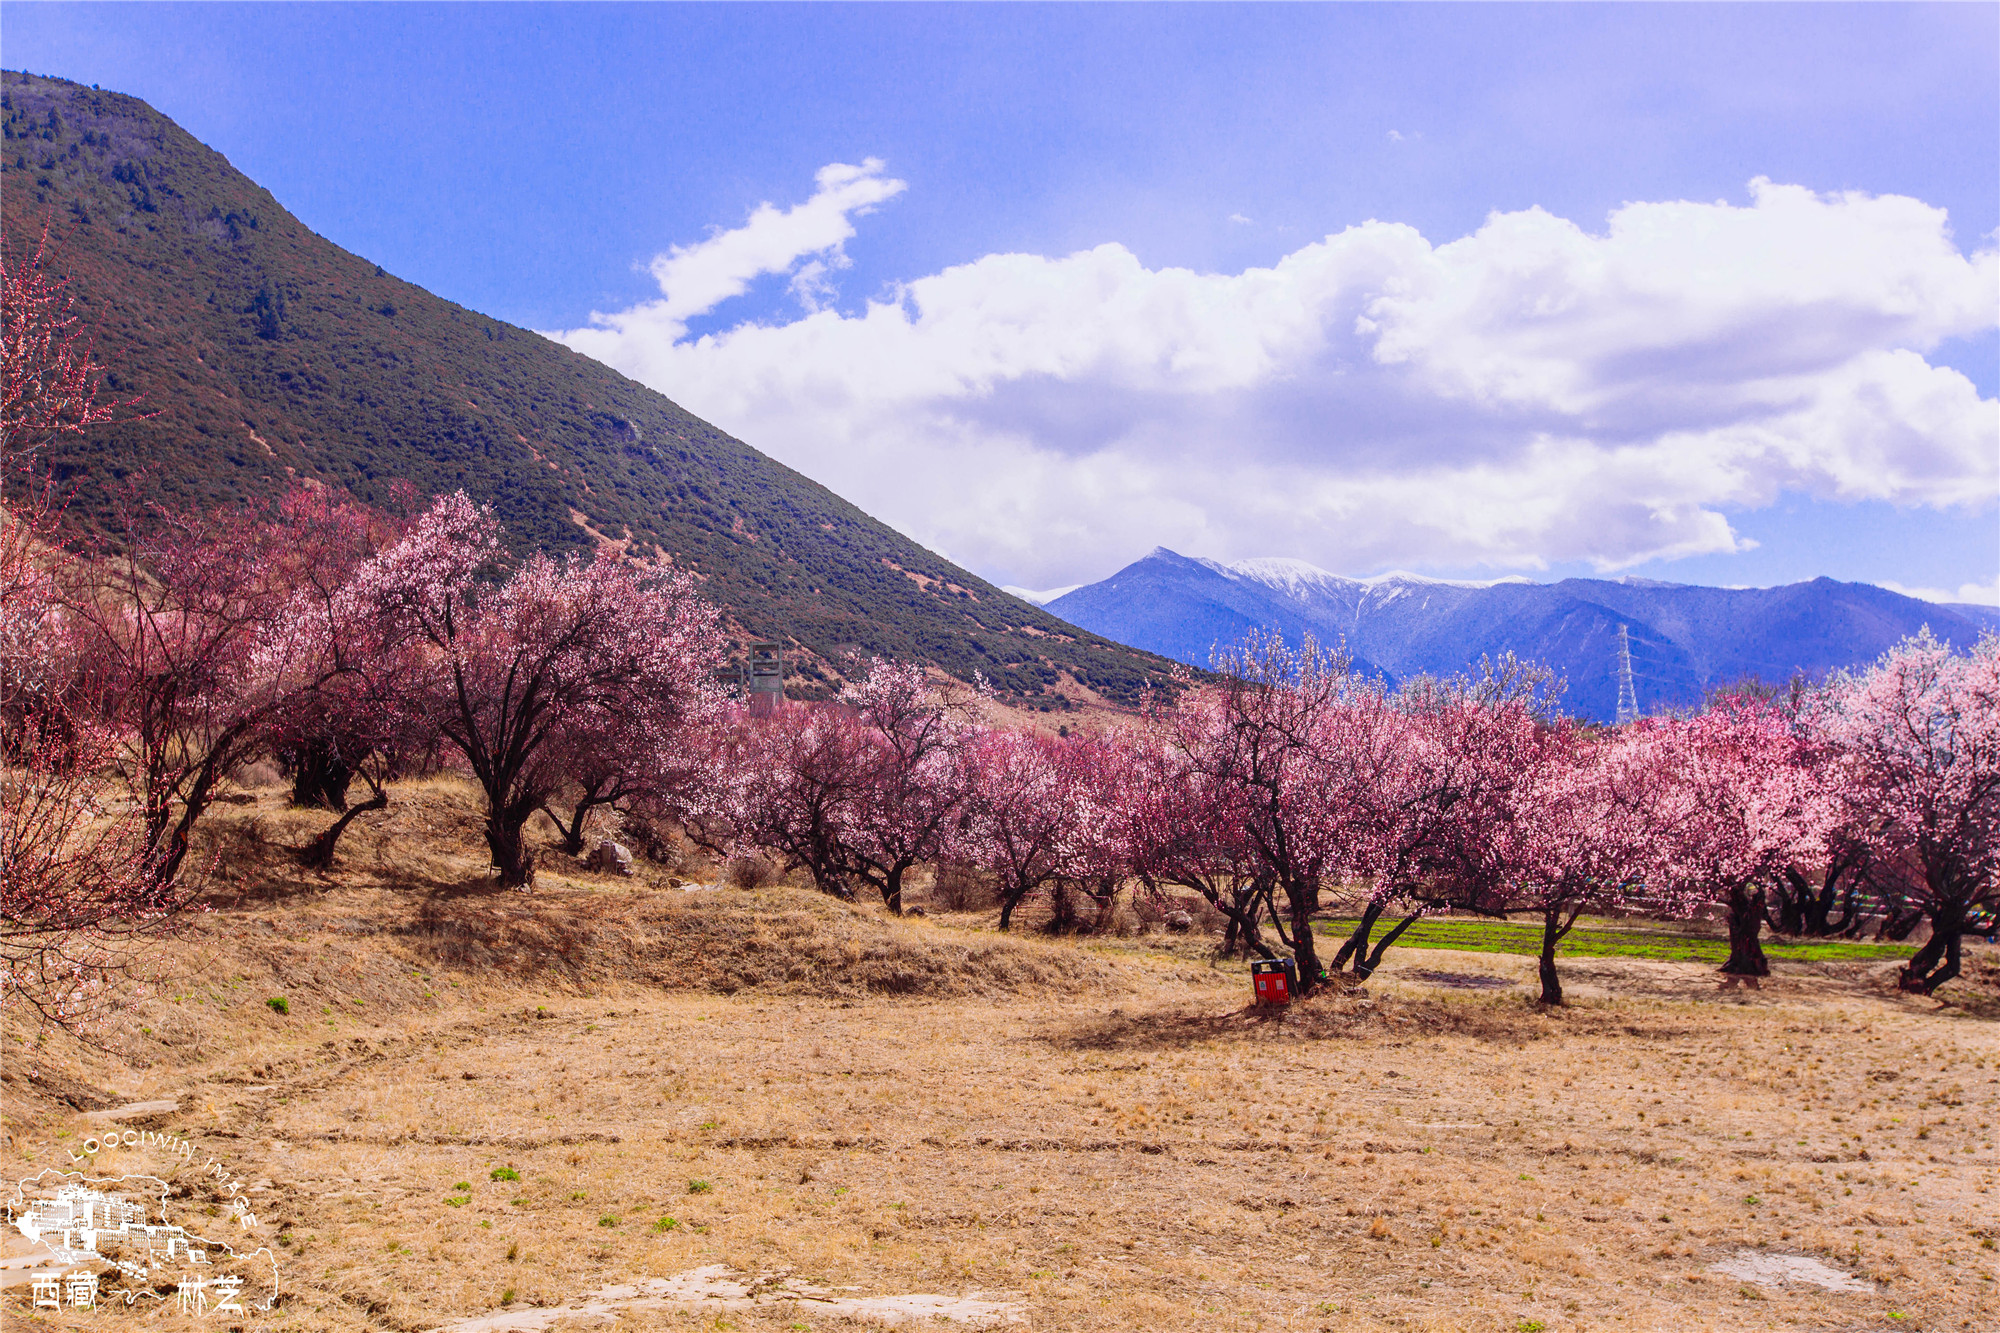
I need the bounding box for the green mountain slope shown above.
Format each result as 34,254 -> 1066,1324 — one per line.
1,71 -> 1173,706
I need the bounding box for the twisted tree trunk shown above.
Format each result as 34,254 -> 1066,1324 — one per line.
1333,900 -> 1386,973
288,739 -> 355,811
1536,907 -> 1579,1005
300,786 -> 388,869
486,799 -> 538,888
1280,879 -> 1325,993
1720,883 -> 1769,977
1898,927 -> 1962,995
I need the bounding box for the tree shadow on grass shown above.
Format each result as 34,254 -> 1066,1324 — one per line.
1933,954 -> 2000,1021
1044,992 -> 1564,1053
417,874 -> 521,902
1045,990 -> 1723,1055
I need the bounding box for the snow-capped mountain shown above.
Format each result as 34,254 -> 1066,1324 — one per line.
1044,548 -> 1993,721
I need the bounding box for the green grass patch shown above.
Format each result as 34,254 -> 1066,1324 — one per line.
1319,918 -> 1916,965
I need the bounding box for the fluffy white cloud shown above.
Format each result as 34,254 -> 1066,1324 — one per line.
1881,577 -> 2000,608
615,159 -> 904,333
552,173 -> 1999,587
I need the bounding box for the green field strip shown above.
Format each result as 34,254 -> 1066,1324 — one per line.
1318,918 -> 1918,965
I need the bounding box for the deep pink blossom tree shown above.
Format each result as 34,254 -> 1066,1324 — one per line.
351,493 -> 726,886
1331,661 -> 1563,978
1636,702 -> 1847,976
59,489 -> 320,895
1124,733 -> 1278,956
1152,634 -> 1390,990
1044,734 -> 1141,933
1696,679 -> 1880,941
961,727 -> 1088,930
258,483 -> 421,812
827,661 -> 978,915
2,229 -> 172,1025
251,484 -> 438,868
1814,630 -> 2000,993
1444,724 -> 1682,1005
703,662 -> 980,912
694,700 -> 873,898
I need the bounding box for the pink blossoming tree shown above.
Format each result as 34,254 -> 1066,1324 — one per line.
1,228 -> 167,1025
1814,630 -> 2000,993
351,492 -> 726,887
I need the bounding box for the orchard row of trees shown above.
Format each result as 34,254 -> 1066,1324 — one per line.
5,230 -> 1996,1027
698,631 -> 1997,1005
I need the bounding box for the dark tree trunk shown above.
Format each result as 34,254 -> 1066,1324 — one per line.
1899,910 -> 1964,994
1721,883 -> 1769,976
1046,883 -> 1081,933
998,883 -> 1030,931
300,788 -> 389,870
1333,900 -> 1387,973
1828,882 -> 1864,937
1772,869 -> 1809,937
1283,879 -> 1324,993
1876,907 -> 1926,941
1771,857 -> 1865,938
487,804 -> 537,888
1819,877 -> 1861,937
1219,884 -> 1267,958
289,740 -> 355,811
1538,909 -> 1565,1005
145,744 -> 239,896
809,866 -> 854,900
1089,876 -> 1120,933
1357,912 -> 1423,978
544,779 -> 613,856
883,863 -> 908,915
806,830 -> 850,900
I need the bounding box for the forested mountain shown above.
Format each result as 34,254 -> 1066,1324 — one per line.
1047,548 -> 1993,721
0,70 -> 1173,707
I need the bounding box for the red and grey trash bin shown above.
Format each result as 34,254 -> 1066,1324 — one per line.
1251,957 -> 1297,1006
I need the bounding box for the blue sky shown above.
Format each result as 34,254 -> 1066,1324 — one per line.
7,3 -> 1997,598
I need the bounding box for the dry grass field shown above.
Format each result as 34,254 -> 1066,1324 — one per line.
4,778 -> 1998,1333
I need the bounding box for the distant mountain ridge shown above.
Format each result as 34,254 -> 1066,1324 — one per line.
0,70 -> 1175,707
1947,603 -> 2000,634
1046,548 -> 1994,720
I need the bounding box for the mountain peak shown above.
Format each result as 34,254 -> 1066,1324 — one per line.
1225,556 -> 1348,592
1045,550 -> 1991,721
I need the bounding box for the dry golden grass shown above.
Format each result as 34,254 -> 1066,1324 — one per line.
4,778 -> 1998,1332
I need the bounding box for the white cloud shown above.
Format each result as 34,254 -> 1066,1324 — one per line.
1881,577 -> 2000,608
552,172 -> 1999,587
603,159 -> 904,335
1000,584 -> 1082,607
1228,212 -> 1253,225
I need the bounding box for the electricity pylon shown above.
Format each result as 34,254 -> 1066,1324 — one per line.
1615,623 -> 1640,726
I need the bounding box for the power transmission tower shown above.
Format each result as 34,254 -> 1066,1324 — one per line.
1615,623 -> 1640,725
